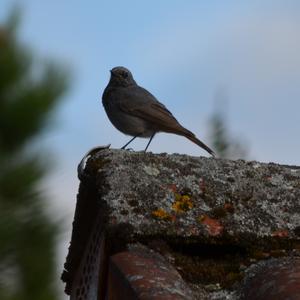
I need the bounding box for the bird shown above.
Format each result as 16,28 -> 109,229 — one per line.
102,66 -> 215,156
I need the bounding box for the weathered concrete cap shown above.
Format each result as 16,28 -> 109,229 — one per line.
86,149 -> 300,242
63,148 -> 300,299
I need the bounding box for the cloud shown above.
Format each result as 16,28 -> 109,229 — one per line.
128,7 -> 300,164
135,7 -> 300,94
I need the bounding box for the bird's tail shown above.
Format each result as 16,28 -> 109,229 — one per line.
186,134 -> 215,157
177,127 -> 215,157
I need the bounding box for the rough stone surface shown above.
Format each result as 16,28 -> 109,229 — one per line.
86,149 -> 300,242
62,148 -> 300,299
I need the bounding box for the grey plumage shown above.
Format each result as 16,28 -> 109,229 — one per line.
102,66 -> 215,156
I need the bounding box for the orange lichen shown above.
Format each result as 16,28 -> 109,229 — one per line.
198,215 -> 224,236
152,208 -> 173,221
172,195 -> 193,213
199,178 -> 206,194
168,184 -> 178,192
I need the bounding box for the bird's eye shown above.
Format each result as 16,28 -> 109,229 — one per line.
122,72 -> 128,78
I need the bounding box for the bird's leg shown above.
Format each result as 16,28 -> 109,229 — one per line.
144,133 -> 155,152
121,135 -> 140,150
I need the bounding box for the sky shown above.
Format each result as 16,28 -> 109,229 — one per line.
1,1 -> 300,298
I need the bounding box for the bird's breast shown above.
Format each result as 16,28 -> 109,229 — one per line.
103,102 -> 153,138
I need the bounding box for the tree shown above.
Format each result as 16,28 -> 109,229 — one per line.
0,10 -> 69,300
209,88 -> 248,159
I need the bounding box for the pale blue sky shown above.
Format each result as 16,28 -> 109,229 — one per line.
1,1 -> 300,298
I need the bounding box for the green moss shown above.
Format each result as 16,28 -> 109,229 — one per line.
85,156 -> 110,177
224,272 -> 244,287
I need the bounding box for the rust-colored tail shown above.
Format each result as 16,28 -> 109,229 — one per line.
185,134 -> 215,156
173,126 -> 215,156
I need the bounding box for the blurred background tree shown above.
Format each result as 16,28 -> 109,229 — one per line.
209,88 -> 248,159
0,9 -> 69,300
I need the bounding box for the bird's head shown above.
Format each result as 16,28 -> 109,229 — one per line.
109,66 -> 136,87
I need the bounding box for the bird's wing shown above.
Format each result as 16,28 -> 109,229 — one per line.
116,85 -> 215,156
118,86 -> 183,132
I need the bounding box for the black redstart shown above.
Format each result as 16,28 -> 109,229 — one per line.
102,66 -> 215,156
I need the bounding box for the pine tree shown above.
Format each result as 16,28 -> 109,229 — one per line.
209,89 -> 248,159
0,10 -> 69,300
